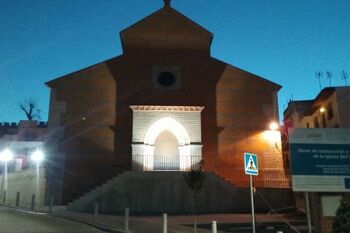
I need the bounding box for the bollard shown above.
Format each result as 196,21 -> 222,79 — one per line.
212,221 -> 217,233
125,207 -> 129,231
16,192 -> 20,207
31,194 -> 36,210
3,190 -> 6,204
94,203 -> 99,224
163,213 -> 167,233
49,196 -> 54,214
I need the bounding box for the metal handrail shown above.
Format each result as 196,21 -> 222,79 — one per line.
132,154 -> 201,171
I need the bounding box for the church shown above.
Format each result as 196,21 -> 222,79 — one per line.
45,0 -> 291,212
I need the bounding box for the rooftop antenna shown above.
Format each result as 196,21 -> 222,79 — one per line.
341,70 -> 348,85
315,71 -> 323,90
326,71 -> 332,87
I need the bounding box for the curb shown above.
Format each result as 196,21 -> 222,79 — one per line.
51,214 -> 131,233
0,204 -> 132,233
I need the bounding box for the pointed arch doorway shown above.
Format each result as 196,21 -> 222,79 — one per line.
130,105 -> 203,171
153,130 -> 180,170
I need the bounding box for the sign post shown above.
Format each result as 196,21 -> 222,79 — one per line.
305,192 -> 312,233
244,152 -> 259,233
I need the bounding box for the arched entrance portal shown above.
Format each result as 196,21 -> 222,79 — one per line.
130,105 -> 203,171
142,117 -> 191,171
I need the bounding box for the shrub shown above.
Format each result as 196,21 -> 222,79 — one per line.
332,198 -> 350,233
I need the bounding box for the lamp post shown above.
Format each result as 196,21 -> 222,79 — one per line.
0,148 -> 14,203
31,149 -> 44,206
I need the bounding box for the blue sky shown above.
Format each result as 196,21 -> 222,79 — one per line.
0,0 -> 349,122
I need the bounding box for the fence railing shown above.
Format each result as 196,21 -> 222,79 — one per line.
132,154 -> 201,171
206,162 -> 291,188
132,155 -> 291,188
155,154 -> 179,170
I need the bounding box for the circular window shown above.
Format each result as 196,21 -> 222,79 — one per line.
157,72 -> 176,87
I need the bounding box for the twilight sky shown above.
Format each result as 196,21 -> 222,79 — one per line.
0,0 -> 349,122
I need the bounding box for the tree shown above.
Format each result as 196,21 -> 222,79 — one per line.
184,161 -> 205,233
19,98 -> 41,120
332,198 -> 350,233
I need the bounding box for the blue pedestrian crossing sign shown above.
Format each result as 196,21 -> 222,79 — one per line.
244,153 -> 258,176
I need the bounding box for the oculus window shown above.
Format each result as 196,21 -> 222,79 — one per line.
157,72 -> 176,87
153,66 -> 181,89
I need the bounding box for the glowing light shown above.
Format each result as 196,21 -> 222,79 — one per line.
269,122 -> 279,131
320,107 -> 326,113
31,149 -> 44,162
0,148 -> 14,162
263,130 -> 281,143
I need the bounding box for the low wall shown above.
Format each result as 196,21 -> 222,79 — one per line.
68,171 -> 294,214
0,167 -> 46,207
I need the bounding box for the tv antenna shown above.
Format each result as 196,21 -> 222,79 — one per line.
315,71 -> 323,90
341,70 -> 348,85
326,71 -> 332,87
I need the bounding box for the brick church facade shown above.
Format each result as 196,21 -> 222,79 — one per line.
45,0 -> 289,204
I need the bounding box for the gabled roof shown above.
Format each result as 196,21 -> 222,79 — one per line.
120,1 -> 213,53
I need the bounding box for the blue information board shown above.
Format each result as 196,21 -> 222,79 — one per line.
289,128 -> 350,192
290,143 -> 350,176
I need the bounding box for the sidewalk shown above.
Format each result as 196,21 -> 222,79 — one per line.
1,204 -> 302,233
53,209 -> 229,233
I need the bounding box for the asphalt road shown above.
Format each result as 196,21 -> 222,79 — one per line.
0,206 -> 106,233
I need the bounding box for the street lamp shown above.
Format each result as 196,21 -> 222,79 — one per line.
0,149 -> 14,162
0,148 -> 14,202
31,149 -> 44,206
264,122 -> 280,142
31,149 -> 44,163
269,121 -> 279,131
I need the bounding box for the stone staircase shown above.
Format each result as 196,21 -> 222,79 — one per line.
67,171 -> 293,214
67,171 -> 132,212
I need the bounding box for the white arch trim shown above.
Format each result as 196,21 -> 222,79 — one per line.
144,117 -> 190,146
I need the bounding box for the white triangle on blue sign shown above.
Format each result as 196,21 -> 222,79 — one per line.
246,155 -> 257,171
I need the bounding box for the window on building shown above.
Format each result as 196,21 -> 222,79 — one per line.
153,66 -> 181,90
313,117 -> 319,128
306,122 -> 310,128
327,103 -> 334,120
157,72 -> 176,87
321,114 -> 327,128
